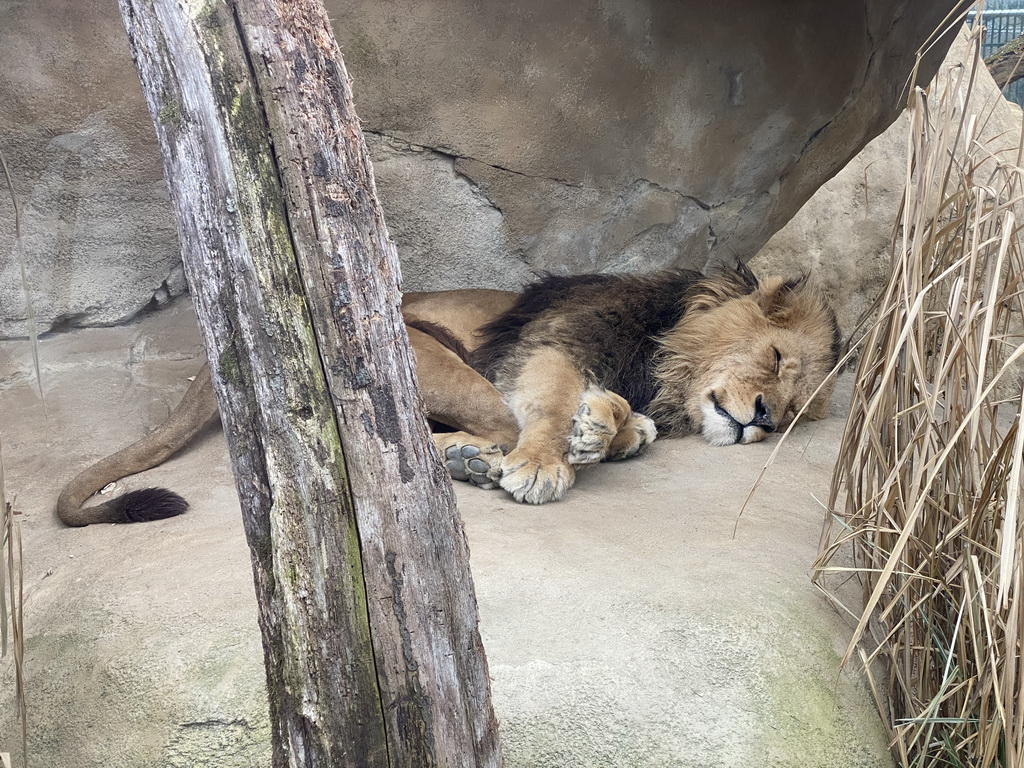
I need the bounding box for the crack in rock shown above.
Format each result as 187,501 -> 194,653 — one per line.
178,718 -> 254,729
366,130 -> 714,212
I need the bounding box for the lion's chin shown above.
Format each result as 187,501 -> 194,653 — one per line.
738,425 -> 771,444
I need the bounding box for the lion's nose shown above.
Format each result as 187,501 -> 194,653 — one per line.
749,395 -> 774,431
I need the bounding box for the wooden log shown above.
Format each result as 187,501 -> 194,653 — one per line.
986,32 -> 1024,90
118,0 -> 502,765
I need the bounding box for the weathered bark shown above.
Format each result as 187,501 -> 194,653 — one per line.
118,1 -> 502,766
986,32 -> 1024,89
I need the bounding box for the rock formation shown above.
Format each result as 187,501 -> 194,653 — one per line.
0,1 -> 964,336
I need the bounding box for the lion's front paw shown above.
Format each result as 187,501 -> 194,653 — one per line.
606,413 -> 658,461
435,434 -> 504,489
499,451 -> 576,504
568,399 -> 617,466
569,394 -> 657,465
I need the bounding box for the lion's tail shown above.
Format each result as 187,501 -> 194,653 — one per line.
58,487 -> 190,527
56,364 -> 219,527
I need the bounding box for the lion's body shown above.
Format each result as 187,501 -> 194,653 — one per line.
474,271 -> 698,421
56,266 -> 840,523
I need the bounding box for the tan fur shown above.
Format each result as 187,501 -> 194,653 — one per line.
57,269 -> 837,522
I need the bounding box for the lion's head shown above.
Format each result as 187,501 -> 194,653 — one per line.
648,265 -> 840,445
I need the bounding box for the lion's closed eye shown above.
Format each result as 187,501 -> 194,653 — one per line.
772,346 -> 782,376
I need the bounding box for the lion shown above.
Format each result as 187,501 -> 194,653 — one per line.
56,264 -> 839,524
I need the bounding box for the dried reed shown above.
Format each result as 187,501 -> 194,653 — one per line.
814,24 -> 1024,768
0,460 -> 25,767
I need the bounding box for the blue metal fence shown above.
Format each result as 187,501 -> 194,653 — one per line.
968,2 -> 1024,106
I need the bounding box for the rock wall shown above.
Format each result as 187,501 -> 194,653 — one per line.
0,0 -> 961,337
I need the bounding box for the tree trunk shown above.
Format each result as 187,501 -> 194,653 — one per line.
118,1 -> 502,766
985,32 -> 1024,89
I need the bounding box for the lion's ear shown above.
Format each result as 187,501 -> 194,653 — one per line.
733,261 -> 760,292
779,273 -> 808,293
755,273 -> 811,319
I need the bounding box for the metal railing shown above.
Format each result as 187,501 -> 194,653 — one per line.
967,5 -> 1024,106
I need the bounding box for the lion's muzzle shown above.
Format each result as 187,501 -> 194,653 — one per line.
702,392 -> 776,446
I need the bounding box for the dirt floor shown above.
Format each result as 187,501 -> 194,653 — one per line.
0,297 -> 892,767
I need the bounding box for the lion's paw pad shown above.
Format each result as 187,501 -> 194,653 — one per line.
568,402 -> 617,466
444,443 -> 503,489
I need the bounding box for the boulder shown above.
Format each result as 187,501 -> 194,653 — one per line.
0,0 -> 961,336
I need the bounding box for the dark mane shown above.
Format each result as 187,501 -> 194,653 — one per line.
473,269 -> 705,412
472,273 -> 612,376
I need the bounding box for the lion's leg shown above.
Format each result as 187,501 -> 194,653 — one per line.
408,326 -> 518,489
568,386 -> 658,465
499,347 -> 584,504
408,326 -> 519,445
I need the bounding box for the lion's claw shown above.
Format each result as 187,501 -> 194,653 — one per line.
499,452 -> 575,504
568,400 -> 617,466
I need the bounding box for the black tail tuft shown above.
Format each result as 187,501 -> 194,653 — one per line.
111,487 -> 189,523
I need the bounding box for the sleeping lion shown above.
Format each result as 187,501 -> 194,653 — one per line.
57,264 -> 839,524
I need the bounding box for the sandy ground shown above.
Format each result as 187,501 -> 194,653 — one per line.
0,298 -> 891,767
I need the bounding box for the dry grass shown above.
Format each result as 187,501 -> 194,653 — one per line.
814,23 -> 1024,768
1,468 -> 25,767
